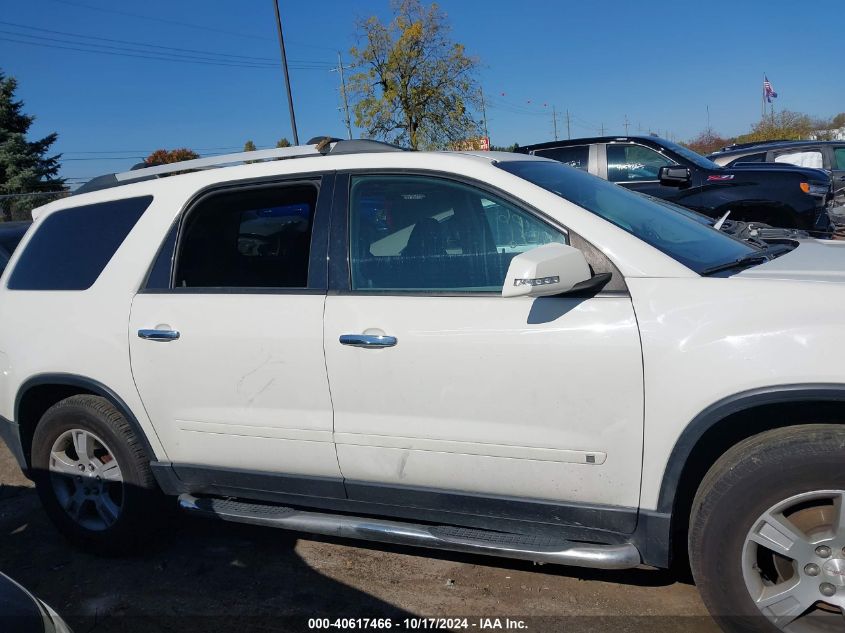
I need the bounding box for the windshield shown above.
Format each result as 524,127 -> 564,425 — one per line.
497,160 -> 758,273
658,138 -> 723,170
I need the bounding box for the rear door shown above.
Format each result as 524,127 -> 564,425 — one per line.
129,175 -> 343,492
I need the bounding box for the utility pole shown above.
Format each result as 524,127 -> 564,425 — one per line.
565,109 -> 571,139
600,122 -> 605,135
552,105 -> 559,141
272,0 -> 299,145
479,87 -> 490,143
706,104 -> 711,131
332,51 -> 353,139
623,115 -> 629,135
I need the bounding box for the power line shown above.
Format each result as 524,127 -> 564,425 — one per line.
47,0 -> 337,52
0,30 -> 279,67
0,35 -> 330,70
0,20 -> 331,64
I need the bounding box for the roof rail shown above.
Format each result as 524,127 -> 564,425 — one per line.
73,138 -> 405,195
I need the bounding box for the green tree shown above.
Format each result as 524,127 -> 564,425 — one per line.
276,138 -> 291,148
243,140 -> 257,152
735,110 -> 817,144
0,71 -> 65,221
349,0 -> 481,149
144,148 -> 200,165
832,113 -> 845,129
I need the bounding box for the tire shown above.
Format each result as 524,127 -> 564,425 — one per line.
30,394 -> 167,554
689,424 -> 845,633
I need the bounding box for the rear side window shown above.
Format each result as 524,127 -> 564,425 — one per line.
533,145 -> 589,171
834,148 -> 845,170
727,152 -> 766,165
774,149 -> 823,169
174,183 -> 318,288
7,196 -> 151,291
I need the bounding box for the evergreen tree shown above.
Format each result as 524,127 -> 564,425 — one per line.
0,71 -> 65,221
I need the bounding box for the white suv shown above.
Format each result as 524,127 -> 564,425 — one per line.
2,139 -> 845,632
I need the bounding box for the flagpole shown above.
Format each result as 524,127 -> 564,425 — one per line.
761,73 -> 765,119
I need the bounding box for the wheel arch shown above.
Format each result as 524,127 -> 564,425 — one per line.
657,383 -> 845,566
15,373 -> 158,470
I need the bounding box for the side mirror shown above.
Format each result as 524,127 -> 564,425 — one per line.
658,165 -> 691,187
502,243 -> 592,298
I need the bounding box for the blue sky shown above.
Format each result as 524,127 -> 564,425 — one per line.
3,0 -> 843,187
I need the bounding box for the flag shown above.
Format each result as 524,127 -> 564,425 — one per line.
764,76 -> 778,103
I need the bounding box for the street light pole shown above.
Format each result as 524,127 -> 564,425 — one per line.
272,0 -> 299,145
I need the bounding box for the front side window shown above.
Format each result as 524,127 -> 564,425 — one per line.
606,144 -> 674,182
497,160 -> 758,273
533,145 -> 589,171
175,183 -> 317,288
774,149 -> 823,169
349,175 -> 565,291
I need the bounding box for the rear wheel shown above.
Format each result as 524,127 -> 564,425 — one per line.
690,425 -> 845,633
31,395 -> 167,554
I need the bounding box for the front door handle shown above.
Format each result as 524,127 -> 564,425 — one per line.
138,329 -> 180,341
339,334 -> 397,348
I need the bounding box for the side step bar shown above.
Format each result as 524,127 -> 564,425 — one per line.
178,494 -> 641,570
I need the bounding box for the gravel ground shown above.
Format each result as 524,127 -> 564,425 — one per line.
0,441 -> 718,633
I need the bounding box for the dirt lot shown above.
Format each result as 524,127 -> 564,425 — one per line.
0,442 -> 718,633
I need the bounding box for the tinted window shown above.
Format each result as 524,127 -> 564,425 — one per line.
774,149 -> 823,169
175,184 -> 317,288
497,160 -> 758,273
533,146 -> 589,171
7,196 -> 151,290
607,144 -> 674,182
349,175 -> 565,291
834,148 -> 845,170
727,152 -> 766,165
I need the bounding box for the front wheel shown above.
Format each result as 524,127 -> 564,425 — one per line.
689,425 -> 845,632
31,394 -> 167,554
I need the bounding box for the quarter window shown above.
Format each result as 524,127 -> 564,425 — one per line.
7,196 -> 151,291
533,145 -> 589,171
348,175 -> 566,291
606,144 -> 674,182
174,183 -> 318,288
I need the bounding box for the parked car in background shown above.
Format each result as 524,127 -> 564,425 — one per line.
517,136 -> 835,236
0,571 -> 72,633
0,222 -> 31,277
708,140 -> 845,209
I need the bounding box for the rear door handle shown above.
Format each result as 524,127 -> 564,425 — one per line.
138,329 -> 180,341
339,334 -> 397,348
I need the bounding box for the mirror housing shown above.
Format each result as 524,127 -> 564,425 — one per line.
658,165 -> 691,187
502,243 -> 592,298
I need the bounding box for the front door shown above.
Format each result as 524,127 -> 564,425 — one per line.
604,142 -> 700,208
129,177 -> 343,486
323,173 -> 644,523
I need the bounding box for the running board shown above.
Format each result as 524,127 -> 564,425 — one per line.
178,494 -> 641,570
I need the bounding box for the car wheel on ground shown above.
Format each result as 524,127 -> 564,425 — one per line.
30,395 -> 166,554
689,424 -> 845,632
